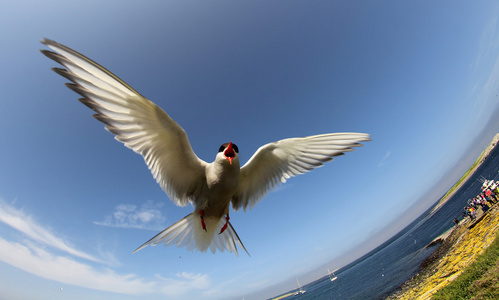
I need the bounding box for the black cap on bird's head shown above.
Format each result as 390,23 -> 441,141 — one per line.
218,141 -> 239,164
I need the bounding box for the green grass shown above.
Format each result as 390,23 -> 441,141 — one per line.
437,149 -> 488,205
432,230 -> 499,300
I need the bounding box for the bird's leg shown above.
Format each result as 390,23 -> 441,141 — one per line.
219,213 -> 230,234
199,210 -> 207,232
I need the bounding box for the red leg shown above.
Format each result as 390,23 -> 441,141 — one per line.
219,213 -> 230,234
199,210 -> 207,232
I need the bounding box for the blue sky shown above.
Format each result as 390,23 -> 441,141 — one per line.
2,1 -> 499,299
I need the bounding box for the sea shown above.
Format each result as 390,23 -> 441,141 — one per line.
274,143 -> 499,300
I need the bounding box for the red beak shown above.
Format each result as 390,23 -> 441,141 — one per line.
224,141 -> 235,165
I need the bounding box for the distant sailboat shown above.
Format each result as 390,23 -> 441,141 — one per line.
293,279 -> 306,295
328,268 -> 338,282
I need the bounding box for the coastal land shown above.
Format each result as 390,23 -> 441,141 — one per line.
429,133 -> 499,214
386,204 -> 499,299
386,134 -> 499,299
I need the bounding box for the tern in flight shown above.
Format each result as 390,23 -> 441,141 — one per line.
41,39 -> 370,256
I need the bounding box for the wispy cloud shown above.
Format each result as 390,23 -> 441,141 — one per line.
94,200 -> 166,230
0,200 -> 211,297
378,151 -> 391,167
0,201 -> 101,263
0,237 -> 210,296
156,272 -> 211,296
0,237 -> 154,294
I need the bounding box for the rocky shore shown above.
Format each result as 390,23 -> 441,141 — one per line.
386,203 -> 499,299
385,134 -> 499,299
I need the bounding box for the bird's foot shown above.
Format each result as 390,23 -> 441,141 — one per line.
219,214 -> 230,234
199,210 -> 207,232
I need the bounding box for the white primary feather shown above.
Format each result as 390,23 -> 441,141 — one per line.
232,133 -> 370,211
41,38 -> 206,208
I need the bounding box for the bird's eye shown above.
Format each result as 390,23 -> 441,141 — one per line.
218,145 -> 225,152
232,143 -> 239,153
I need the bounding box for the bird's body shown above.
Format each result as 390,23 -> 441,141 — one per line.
41,39 -> 370,256
203,146 -> 240,217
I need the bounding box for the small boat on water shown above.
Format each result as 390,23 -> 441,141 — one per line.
293,279 -> 306,296
328,268 -> 338,282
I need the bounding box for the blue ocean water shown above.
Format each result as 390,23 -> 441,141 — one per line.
279,144 -> 499,300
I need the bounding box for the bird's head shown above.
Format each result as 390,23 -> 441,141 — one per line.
218,141 -> 239,165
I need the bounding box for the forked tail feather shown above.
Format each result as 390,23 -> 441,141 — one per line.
133,213 -> 249,256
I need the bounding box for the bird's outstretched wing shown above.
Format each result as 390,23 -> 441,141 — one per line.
41,39 -> 207,206
231,133 -> 370,211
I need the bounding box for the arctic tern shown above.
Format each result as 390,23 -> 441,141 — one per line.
41,39 -> 370,256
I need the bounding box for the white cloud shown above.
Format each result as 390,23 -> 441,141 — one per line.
246,278 -> 271,289
155,272 -> 211,297
94,200 -> 166,230
0,237 -> 211,297
0,201 -> 212,297
201,270 -> 253,299
378,151 -> 391,167
0,237 -> 154,294
0,201 -> 102,263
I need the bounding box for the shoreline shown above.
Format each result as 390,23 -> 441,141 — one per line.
386,203 -> 499,299
386,134 -> 499,299
271,135 -> 499,300
428,133 -> 499,214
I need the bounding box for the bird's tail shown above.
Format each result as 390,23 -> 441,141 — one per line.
133,213 -> 249,256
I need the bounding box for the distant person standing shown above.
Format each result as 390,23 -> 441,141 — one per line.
485,189 -> 497,204
468,207 -> 476,220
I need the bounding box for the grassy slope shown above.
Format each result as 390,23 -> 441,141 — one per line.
387,205 -> 499,300
432,229 -> 499,300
